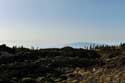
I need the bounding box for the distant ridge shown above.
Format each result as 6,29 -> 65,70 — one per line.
59,42 -> 107,49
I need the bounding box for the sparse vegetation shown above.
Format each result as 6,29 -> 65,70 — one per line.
0,44 -> 124,83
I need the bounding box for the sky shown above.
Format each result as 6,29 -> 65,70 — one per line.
0,0 -> 125,47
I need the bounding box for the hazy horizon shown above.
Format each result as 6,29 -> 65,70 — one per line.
0,0 -> 125,47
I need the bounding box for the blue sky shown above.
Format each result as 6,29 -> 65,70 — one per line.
0,0 -> 125,47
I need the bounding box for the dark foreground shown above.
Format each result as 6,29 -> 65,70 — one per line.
0,44 -> 124,83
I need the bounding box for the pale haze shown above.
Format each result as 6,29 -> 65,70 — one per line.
0,0 -> 125,47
